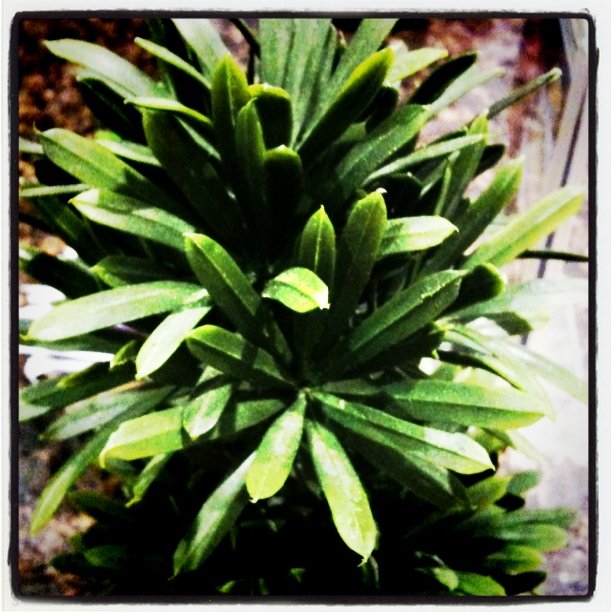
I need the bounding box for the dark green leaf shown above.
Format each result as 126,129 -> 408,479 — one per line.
173,453 -> 253,575
71,188 -> 195,250
127,453 -> 173,507
316,392 -> 494,475
298,47 -> 394,166
324,270 -> 463,377
126,97 -> 213,129
184,233 -> 289,360
186,325 -> 292,388
92,255 -> 172,288
19,362 -> 133,422
321,191 -> 387,348
248,83 -> 292,148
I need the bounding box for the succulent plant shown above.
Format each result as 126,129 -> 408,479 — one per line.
18,17 -> 587,596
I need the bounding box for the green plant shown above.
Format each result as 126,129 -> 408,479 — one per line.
18,17 -> 587,596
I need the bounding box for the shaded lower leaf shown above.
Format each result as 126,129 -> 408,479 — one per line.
173,453 -> 254,575
182,376 -> 233,439
30,386 -> 172,534
127,453 -> 173,507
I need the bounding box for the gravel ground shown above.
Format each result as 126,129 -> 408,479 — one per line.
14,16 -> 591,598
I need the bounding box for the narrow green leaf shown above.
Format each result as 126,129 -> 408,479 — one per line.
28,281 -> 207,341
306,419 -> 377,564
384,379 -> 550,429
99,406 -> 185,466
367,134 -> 484,184
172,19 -> 228,77
95,138 -> 161,166
378,216 -> 457,259
447,263 -> 506,313
126,453 -> 172,507
173,453 -> 253,575
312,104 -> 429,214
323,19 -> 397,108
182,375 -> 233,439
246,394 -> 306,501
186,325 -> 292,388
135,36 -> 211,90
71,188 -> 195,250
45,39 -> 160,98
388,43 -> 448,83
316,393 -> 494,475
235,101 -> 270,242
136,306 -> 210,378
19,363 -> 133,422
347,432 -> 467,509
464,185 -> 584,268
19,183 -> 89,198
322,191 -> 387,347
39,129 -> 182,216
483,544 -> 544,573
184,233 -> 289,360
259,19 -> 295,86
447,278 -> 588,323
298,48 -> 394,166
488,68 -> 561,119
211,54 -> 251,176
429,64 -> 504,115
21,251 -> 99,299
282,20 -> 334,141
325,270 -> 463,377
42,388 -> 147,441
30,386 -> 172,534
92,255 -> 172,288
293,206 -> 337,360
263,267 -> 329,313
126,97 -> 213,129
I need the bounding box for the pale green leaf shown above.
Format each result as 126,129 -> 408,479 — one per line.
306,419 -> 377,564
28,281 -> 207,341
136,306 -> 210,378
172,19 -> 228,76
378,216 -> 457,259
246,394 -> 306,501
182,376 -> 233,439
99,406 -> 185,466
388,43 -> 448,83
263,267 -> 329,313
464,185 -> 584,268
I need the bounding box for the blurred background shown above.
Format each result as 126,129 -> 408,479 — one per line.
16,16 -> 590,596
